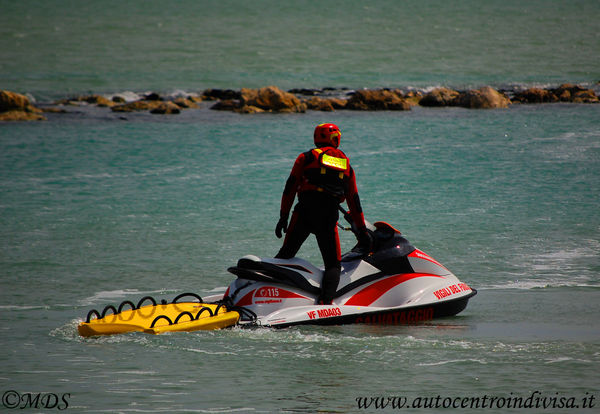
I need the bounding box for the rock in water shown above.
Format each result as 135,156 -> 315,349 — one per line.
456,86 -> 510,109
346,89 -> 411,111
419,88 -> 460,107
0,90 -> 46,121
240,86 -> 307,113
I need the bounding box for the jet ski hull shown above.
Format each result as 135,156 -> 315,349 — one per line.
268,291 -> 476,328
226,258 -> 476,328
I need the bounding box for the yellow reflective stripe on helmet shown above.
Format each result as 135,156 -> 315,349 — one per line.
321,153 -> 347,171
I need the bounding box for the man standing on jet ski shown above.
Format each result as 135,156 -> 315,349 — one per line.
275,123 -> 372,305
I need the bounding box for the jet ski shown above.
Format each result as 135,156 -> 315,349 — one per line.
78,211 -> 475,336
206,209 -> 476,328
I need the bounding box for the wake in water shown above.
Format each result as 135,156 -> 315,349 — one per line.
481,247 -> 599,290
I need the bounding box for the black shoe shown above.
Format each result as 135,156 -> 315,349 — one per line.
316,295 -> 332,305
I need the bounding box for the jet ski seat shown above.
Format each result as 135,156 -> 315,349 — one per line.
228,258 -> 321,295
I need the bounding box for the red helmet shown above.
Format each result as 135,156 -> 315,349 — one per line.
314,123 -> 341,148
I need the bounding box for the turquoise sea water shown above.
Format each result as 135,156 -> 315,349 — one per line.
1,1 -> 600,413
2,0 -> 599,98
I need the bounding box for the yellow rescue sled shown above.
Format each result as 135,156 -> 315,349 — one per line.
78,293 -> 240,337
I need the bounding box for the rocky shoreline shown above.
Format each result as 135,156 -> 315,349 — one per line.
1,84 -> 598,121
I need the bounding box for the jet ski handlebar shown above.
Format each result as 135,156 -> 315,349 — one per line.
338,206 -> 376,234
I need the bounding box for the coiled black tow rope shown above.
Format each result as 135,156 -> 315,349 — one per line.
215,296 -> 257,324
118,300 -> 136,313
172,293 -> 203,303
101,305 -> 117,317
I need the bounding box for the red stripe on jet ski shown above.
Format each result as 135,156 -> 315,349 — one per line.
234,289 -> 256,307
408,249 -> 448,270
344,273 -> 444,306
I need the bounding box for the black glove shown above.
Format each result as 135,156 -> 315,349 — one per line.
275,215 -> 288,239
357,229 -> 373,252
